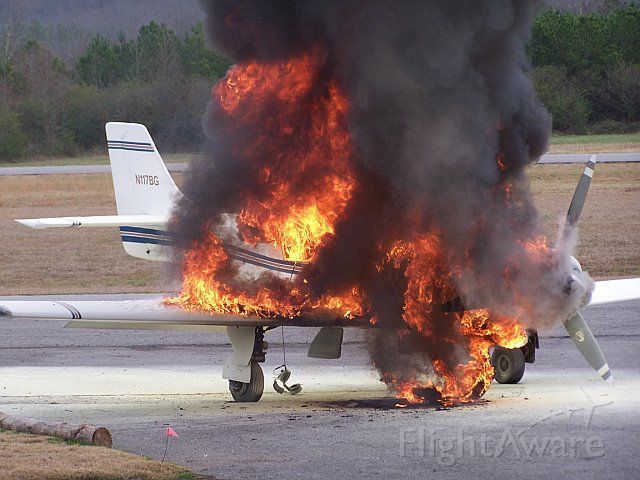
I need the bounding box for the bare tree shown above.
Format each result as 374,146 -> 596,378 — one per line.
0,0 -> 28,70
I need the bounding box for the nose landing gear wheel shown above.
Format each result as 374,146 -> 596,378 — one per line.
229,362 -> 264,402
491,346 -> 525,384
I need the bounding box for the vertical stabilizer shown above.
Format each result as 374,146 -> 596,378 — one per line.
106,122 -> 182,216
106,122 -> 182,261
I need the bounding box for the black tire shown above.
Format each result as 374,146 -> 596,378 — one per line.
228,362 -> 264,402
491,346 -> 525,384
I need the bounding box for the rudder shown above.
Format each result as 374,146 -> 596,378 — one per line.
106,122 -> 182,216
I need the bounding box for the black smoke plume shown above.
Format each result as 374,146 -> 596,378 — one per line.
171,0 -> 593,396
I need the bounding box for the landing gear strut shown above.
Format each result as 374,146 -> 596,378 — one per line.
227,327 -> 268,403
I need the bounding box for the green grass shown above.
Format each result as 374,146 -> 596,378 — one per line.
0,153 -> 198,168
550,132 -> 640,145
47,436 -> 93,447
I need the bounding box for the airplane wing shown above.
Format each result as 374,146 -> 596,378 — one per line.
2,278 -> 636,332
0,298 -> 368,329
590,278 -> 640,306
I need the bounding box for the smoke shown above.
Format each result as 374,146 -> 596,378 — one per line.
171,0 -> 592,398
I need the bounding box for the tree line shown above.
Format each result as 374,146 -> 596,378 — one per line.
1,5 -> 639,161
0,21 -> 229,160
530,4 -> 640,134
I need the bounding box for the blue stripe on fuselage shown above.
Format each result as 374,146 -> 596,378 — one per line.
225,252 -> 301,274
119,226 -> 174,237
120,226 -> 305,273
121,235 -> 173,246
222,243 -> 301,268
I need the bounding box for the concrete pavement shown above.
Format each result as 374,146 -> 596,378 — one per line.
0,296 -> 638,479
538,152 -> 640,164
0,163 -> 188,176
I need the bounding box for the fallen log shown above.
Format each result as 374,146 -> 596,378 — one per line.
0,412 -> 112,447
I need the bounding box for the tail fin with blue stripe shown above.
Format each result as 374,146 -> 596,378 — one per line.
106,122 -> 182,216
106,122 -> 181,261
16,122 -> 181,262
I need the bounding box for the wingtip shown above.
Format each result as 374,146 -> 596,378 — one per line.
590,154 -> 598,165
15,219 -> 42,229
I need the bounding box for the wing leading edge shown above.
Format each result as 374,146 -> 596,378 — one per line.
0,298 -> 369,329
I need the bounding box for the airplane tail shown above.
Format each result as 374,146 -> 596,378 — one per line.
106,122 -> 182,216
16,122 -> 180,262
105,122 -> 181,261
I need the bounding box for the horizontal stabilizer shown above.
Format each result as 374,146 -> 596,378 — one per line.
16,215 -> 167,229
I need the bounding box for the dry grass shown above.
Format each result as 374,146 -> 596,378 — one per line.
0,174 -> 169,295
0,165 -> 638,295
528,163 -> 640,278
0,430 -> 191,480
547,142 -> 640,154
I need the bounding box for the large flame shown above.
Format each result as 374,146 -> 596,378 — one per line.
166,50 -> 363,319
376,235 -> 529,405
218,50 -> 354,263
166,48 -> 550,405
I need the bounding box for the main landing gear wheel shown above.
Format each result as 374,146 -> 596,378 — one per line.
228,362 -> 264,402
491,346 -> 526,384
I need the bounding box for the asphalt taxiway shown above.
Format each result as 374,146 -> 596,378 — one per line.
0,152 -> 638,176
0,295 -> 638,479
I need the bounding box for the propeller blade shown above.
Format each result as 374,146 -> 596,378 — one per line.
563,311 -> 612,381
566,155 -> 597,228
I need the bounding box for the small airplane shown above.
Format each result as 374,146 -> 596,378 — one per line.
1,122 -> 639,402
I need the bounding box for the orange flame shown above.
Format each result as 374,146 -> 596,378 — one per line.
379,235 -> 529,405
166,51 -> 363,319
165,230 -> 365,319
217,50 -> 354,263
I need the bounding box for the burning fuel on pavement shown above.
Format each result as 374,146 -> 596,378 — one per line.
165,1 -> 593,406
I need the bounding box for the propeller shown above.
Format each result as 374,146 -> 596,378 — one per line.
564,312 -> 612,381
559,154 -> 597,248
558,155 -> 612,382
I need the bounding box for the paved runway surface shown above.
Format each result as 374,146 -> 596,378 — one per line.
0,295 -> 638,479
0,162 -> 188,176
538,152 -> 640,164
0,152 -> 638,176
